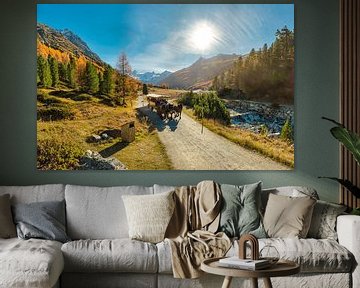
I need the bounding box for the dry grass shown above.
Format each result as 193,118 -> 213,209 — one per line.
37,88 -> 171,170
183,108 -> 294,167
149,87 -> 187,99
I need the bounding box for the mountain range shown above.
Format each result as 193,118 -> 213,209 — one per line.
132,70 -> 172,85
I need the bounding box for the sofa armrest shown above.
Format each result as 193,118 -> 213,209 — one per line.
337,215 -> 360,288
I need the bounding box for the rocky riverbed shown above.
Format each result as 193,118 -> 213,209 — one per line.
226,100 -> 294,137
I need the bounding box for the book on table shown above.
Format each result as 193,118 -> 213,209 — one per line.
218,257 -> 271,270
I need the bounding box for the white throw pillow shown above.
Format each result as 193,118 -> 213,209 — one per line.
122,191 -> 175,243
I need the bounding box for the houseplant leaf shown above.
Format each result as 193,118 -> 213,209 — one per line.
322,117 -> 360,165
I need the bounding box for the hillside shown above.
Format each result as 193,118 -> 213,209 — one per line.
37,23 -> 104,68
159,54 -> 239,90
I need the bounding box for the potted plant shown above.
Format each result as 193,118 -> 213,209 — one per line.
320,117 -> 360,215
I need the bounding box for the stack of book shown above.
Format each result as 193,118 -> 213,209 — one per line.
218,257 -> 271,270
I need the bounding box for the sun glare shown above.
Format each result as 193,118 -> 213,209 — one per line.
189,22 -> 216,52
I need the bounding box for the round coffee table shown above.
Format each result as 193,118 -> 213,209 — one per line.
201,257 -> 300,288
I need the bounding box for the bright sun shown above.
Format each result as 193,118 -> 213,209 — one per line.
190,22 -> 216,51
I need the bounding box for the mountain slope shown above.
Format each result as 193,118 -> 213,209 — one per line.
160,54 -> 239,89
37,23 -> 104,67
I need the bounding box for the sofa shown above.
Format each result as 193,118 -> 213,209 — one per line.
0,183 -> 359,288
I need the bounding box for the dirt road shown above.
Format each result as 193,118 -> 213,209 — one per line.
137,95 -> 290,170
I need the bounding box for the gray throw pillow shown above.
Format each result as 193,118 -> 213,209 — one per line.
307,200 -> 347,240
218,182 -> 266,238
0,194 -> 16,238
12,200 -> 70,243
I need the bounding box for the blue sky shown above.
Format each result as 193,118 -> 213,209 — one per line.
37,4 -> 294,73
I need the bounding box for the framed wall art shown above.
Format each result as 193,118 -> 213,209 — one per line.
37,4 -> 294,170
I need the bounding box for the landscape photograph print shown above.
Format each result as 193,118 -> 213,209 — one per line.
37,4 -> 294,170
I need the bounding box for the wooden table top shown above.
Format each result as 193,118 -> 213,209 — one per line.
201,257 -> 300,278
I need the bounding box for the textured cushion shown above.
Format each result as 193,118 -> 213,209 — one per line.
307,200 -> 347,240
0,184 -> 65,204
263,194 -> 316,238
61,239 -> 158,273
122,191 -> 175,243
12,200 -> 70,243
0,194 -> 16,238
218,182 -> 266,238
65,185 -> 153,239
261,186 -> 319,212
0,238 -> 64,288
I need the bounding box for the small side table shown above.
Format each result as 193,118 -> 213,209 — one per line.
201,257 -> 300,288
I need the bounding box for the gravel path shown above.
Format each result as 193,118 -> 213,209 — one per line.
137,95 -> 290,170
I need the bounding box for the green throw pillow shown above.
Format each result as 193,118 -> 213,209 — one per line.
218,182 -> 266,238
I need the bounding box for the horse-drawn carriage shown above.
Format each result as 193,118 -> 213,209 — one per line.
147,95 -> 183,120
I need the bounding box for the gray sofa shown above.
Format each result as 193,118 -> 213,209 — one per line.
0,184 -> 359,288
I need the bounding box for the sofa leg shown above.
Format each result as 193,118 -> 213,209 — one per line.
251,278 -> 258,288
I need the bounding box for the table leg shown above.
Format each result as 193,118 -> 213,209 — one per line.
263,277 -> 273,288
221,276 -> 233,288
251,278 -> 258,288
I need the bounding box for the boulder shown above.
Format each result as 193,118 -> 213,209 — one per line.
79,150 -> 126,170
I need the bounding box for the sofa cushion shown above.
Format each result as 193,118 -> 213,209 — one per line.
263,194 -> 316,238
12,200 -> 70,243
0,184 -> 65,204
157,238 -> 353,274
65,185 -> 153,239
0,238 -> 64,288
61,239 -> 158,273
307,200 -> 347,240
0,194 -> 16,238
218,182 -> 266,238
122,191 -> 175,243
261,186 -> 319,212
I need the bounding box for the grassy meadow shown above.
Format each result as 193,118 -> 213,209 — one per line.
37,87 -> 172,170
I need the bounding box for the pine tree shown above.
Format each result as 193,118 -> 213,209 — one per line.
280,118 -> 293,141
37,55 -> 52,88
100,65 -> 114,95
84,62 -> 99,94
68,56 -> 77,89
48,56 -> 59,88
142,83 -> 148,95
58,62 -> 68,83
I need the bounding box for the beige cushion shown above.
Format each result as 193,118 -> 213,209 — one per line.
61,239 -> 158,273
0,194 -> 16,238
263,193 -> 316,238
122,191 -> 175,243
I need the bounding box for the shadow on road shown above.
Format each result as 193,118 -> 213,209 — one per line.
136,106 -> 179,132
99,141 -> 129,158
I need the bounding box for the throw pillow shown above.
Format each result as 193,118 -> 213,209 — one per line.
218,182 -> 266,238
122,191 -> 175,243
263,193 -> 316,238
12,200 -> 70,243
307,200 -> 347,240
0,194 -> 16,238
